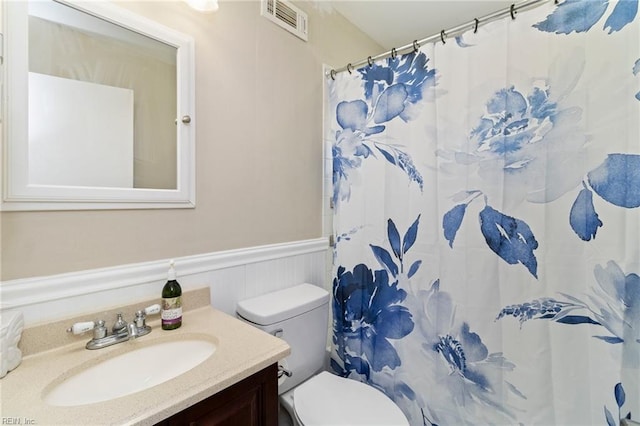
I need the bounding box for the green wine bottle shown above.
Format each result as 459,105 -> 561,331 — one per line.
161,260 -> 182,330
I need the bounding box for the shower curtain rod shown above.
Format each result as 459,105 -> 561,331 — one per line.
327,0 -> 554,79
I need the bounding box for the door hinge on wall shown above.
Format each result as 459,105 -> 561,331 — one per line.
329,234 -> 335,246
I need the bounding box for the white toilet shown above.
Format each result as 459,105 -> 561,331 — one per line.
236,283 -> 409,426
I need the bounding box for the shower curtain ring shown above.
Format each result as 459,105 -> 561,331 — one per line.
510,3 -> 516,19
329,69 -> 336,80
347,63 -> 353,74
412,40 -> 420,53
367,56 -> 373,67
474,18 -> 479,33
440,30 -> 446,44
391,48 -> 397,60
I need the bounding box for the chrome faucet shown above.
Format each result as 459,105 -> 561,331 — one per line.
67,304 -> 160,350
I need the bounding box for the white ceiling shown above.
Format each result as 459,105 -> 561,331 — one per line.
328,1 -> 515,50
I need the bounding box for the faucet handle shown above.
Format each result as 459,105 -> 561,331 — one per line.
134,310 -> 146,328
66,321 -> 96,335
133,304 -> 161,328
133,304 -> 160,326
93,320 -> 107,339
67,320 -> 107,340
144,304 -> 161,315
130,304 -> 160,338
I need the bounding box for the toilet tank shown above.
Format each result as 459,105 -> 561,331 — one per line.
236,284 -> 329,394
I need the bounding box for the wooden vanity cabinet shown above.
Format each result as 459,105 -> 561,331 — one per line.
156,363 -> 278,426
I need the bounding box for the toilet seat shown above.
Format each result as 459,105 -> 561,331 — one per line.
292,372 -> 409,426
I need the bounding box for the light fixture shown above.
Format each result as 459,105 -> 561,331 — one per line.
184,0 -> 219,13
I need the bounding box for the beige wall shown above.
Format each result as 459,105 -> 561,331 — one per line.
0,0 -> 382,280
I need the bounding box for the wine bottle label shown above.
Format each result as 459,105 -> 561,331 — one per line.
162,297 -> 182,322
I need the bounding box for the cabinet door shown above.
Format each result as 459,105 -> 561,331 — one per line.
159,363 -> 278,426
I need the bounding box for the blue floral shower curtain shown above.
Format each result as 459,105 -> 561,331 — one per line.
327,1 -> 640,424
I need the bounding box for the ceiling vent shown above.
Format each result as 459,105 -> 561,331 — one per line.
261,0 -> 308,41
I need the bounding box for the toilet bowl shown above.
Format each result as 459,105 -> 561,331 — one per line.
285,371 -> 408,425
236,283 -> 409,426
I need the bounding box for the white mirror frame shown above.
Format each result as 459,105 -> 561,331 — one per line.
1,0 -> 196,211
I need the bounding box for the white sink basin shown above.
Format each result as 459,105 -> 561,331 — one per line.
44,339 -> 216,406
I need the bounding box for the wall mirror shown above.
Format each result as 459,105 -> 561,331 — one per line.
2,0 -> 195,210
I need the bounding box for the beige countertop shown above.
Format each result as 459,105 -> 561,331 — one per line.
0,289 -> 290,425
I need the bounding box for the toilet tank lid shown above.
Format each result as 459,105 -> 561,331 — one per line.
236,284 -> 329,326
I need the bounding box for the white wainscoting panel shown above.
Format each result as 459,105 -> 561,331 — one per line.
0,238 -> 329,326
